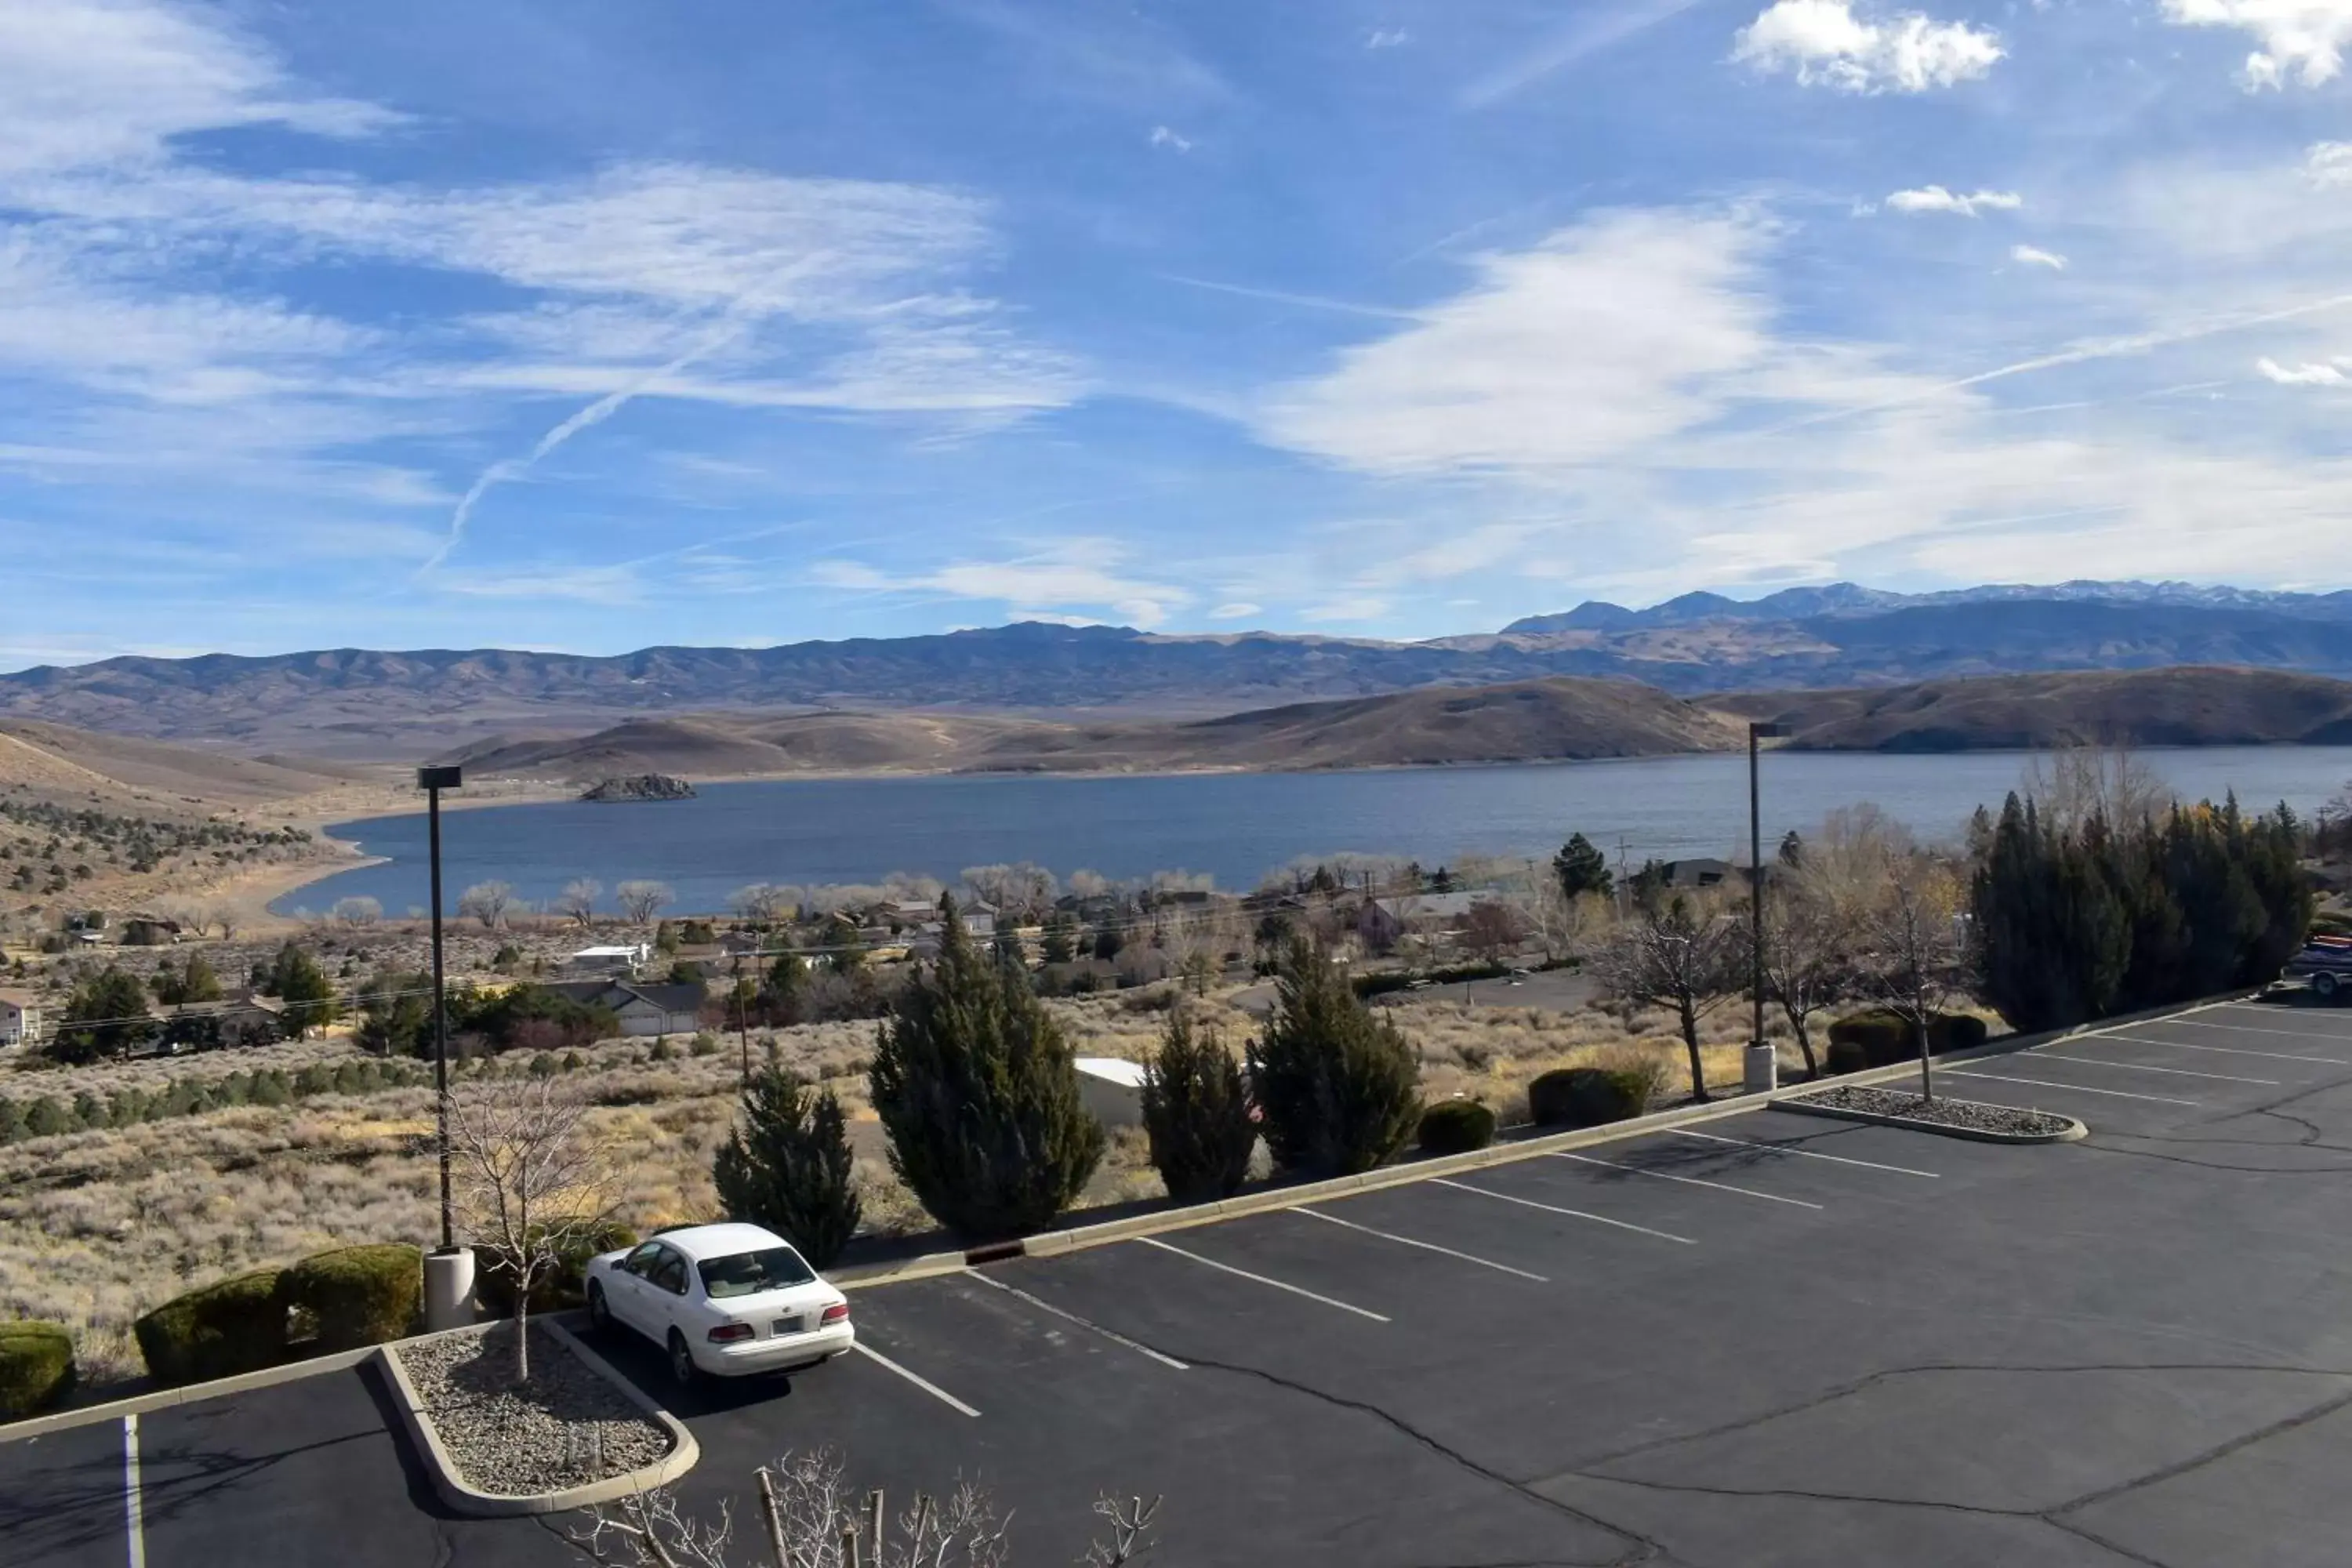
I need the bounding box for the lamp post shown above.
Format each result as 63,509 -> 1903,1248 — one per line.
1744,723 -> 1790,1095
416,764 -> 474,1329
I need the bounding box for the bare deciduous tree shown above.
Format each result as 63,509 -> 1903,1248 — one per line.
332,895 -> 383,928
458,880 -> 516,931
617,880 -> 673,925
1461,898 -> 1527,964
2022,742 -> 2172,835
451,1076 -> 615,1382
1592,894 -> 1744,1102
1857,857 -> 1971,1102
732,884 -> 789,924
1749,881 -> 1852,1079
559,878 -> 603,928
573,1448 -> 1156,1568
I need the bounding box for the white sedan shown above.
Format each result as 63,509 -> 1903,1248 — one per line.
584,1221 -> 854,1385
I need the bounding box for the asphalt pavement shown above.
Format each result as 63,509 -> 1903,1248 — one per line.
13,992 -> 2352,1566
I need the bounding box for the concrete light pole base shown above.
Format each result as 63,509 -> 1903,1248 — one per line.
1743,1043 -> 1779,1095
424,1247 -> 477,1332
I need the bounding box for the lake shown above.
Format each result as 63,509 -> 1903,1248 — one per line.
276,747 -> 2352,917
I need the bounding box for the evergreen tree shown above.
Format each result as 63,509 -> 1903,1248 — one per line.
1141,1010 -> 1257,1203
1247,936 -> 1421,1177
869,901 -> 1105,1240
1040,913 -> 1079,966
1552,833 -> 1614,901
355,970 -> 432,1056
268,943 -> 338,1038
762,953 -> 805,1025
1972,795 -> 2130,1031
713,1065 -> 862,1267
53,967 -> 156,1064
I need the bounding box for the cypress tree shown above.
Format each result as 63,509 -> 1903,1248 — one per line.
869,901 -> 1105,1240
1247,936 -> 1421,1177
1142,1010 -> 1257,1203
713,1065 -> 862,1267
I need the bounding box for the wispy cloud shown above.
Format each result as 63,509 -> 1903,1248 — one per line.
2011,244 -> 2069,270
1149,125 -> 1193,153
1462,0 -> 1704,107
2257,356 -> 2347,385
1733,0 -> 2002,93
810,539 -> 1190,627
1365,28 -> 1413,49
1210,601 -> 1263,619
1160,274 -> 1417,320
1885,185 -> 2022,216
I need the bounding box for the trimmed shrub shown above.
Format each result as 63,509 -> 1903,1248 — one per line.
1417,1099 -> 1495,1154
1142,1011 -> 1257,1203
134,1269 -> 289,1386
0,1322 -> 76,1419
713,1067 -> 862,1268
283,1245 -> 422,1352
1826,1011 -> 1990,1069
1528,1067 -> 1654,1129
474,1221 -> 637,1317
1250,937 -> 1421,1178
1824,1036 -> 1872,1076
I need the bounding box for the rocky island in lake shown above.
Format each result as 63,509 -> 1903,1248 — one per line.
579,773 -> 696,802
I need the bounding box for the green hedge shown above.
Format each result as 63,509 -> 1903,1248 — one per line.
0,1322 -> 76,1420
1353,962 -> 1511,1000
474,1221 -> 638,1317
134,1269 -> 289,1387
1528,1066 -> 1655,1129
283,1245 -> 422,1352
1824,1011 -> 1991,1073
1417,1099 -> 1496,1154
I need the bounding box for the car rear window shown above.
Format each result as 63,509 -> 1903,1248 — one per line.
699,1246 -> 817,1298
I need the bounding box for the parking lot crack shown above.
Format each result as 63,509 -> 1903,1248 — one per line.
2048,1382 -> 2352,1519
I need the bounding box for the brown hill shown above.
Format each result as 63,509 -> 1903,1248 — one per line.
0,719 -> 358,810
442,711 -> 1057,782
1715,667 -> 2352,751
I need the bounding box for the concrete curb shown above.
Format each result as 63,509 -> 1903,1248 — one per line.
1773,1092 -> 2089,1145
832,1248 -> 971,1294
377,1318 -> 699,1518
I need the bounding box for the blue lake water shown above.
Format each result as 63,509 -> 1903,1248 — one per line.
276,748 -> 2352,917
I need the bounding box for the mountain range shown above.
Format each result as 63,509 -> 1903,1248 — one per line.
5,581 -> 2352,757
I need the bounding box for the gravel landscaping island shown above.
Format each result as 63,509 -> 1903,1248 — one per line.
1783,1083 -> 2082,1141
392,1323 -> 673,1497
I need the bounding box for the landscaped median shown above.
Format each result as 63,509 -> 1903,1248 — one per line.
378,1316 -> 697,1517
1776,1083 -> 2085,1144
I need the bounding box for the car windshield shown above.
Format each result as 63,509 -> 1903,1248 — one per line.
699,1247 -> 816,1299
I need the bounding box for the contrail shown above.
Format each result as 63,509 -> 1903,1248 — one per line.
422,257 -> 830,574
1762,290 -> 2352,437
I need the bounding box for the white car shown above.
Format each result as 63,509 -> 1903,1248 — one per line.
584,1221 -> 854,1385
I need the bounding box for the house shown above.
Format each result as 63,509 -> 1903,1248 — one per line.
567,944 -> 649,977
545,979 -> 706,1037
1657,858 -> 1734,889
0,991 -> 42,1049
158,996 -> 281,1051
1357,891 -> 1489,950
119,913 -> 184,946
1073,1057 -> 1146,1128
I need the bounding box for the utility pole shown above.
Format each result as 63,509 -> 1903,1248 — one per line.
416,764 -> 471,1329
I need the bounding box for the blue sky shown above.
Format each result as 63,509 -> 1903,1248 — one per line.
6,0 -> 2352,670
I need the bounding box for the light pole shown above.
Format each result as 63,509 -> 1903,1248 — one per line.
416,764 -> 474,1329
1744,723 -> 1790,1095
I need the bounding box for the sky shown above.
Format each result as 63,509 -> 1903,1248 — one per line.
6,0 -> 2352,670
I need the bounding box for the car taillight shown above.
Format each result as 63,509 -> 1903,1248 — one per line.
820,1302 -> 850,1327
707,1322 -> 756,1344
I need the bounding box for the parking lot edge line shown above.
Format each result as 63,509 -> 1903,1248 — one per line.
1291,1204 -> 1549,1282
1545,1152 -> 1825,1209
1942,1069 -> 2200,1106
852,1343 -> 982,1417
2137,1018 -> 2352,1045
122,1414 -> 143,1568
961,1271 -> 1189,1370
1132,1236 -> 1392,1322
2074,1033 -> 2346,1065
1662,1127 -> 1940,1178
1429,1178 -> 1698,1244
2021,1050 -> 2280,1086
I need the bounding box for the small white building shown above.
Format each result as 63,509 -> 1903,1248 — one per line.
568,944 -> 650,976
1073,1057 -> 1147,1129
0,991 -> 42,1049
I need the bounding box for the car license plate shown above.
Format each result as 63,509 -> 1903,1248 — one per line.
771,1316 -> 805,1336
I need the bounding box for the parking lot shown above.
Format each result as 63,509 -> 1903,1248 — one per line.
12,993 -> 2352,1566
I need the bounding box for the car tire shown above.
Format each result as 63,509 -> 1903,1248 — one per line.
666,1329 -> 697,1388
586,1283 -> 612,1335
2318,972 -> 2342,1000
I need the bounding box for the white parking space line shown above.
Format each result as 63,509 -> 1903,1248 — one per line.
2149,1017 -> 2352,1044
2086,1033 -> 2346,1066
2025,1049 -> 2278,1086
1944,1069 -> 2199,1107
1133,1236 -> 1392,1323
123,1414 -> 144,1568
1430,1178 -> 1698,1245
1546,1151 -> 1824,1210
963,1271 -> 1189,1370
1665,1126 -> 1940,1178
853,1342 -> 982,1417
1293,1204 -> 1549,1283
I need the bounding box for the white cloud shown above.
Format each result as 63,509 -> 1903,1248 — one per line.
2257,356 -> 2348,384
2162,0 -> 2352,88
1733,0 -> 2002,93
1365,28 -> 1412,48
1209,601 -> 1264,619
808,541 -> 1189,627
1149,125 -> 1193,152
2011,244 -> 2069,270
2306,141 -> 2352,187
1885,184 -> 2023,216
1258,209 -> 1770,475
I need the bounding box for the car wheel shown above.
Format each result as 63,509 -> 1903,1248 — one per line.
586,1282 -> 612,1335
666,1329 -> 697,1387
2318,972 -> 2342,1000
